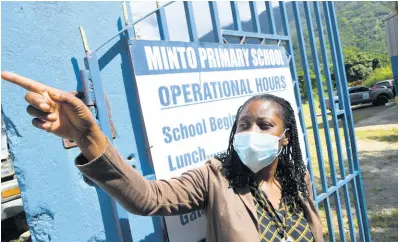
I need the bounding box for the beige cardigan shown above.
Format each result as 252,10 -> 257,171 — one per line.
76,140 -> 323,242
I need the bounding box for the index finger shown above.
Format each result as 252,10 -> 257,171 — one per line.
1,71 -> 49,93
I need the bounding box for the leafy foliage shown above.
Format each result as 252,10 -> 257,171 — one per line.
334,2 -> 392,52
364,67 -> 394,87
289,1 -> 394,98
341,47 -> 389,83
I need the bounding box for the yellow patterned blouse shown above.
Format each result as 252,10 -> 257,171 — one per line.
250,186 -> 314,242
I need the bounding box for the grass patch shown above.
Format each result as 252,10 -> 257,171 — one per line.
355,129 -> 398,144
370,209 -> 398,228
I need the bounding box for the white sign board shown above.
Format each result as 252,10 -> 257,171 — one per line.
130,40 -> 307,242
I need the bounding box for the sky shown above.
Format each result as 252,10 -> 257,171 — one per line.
128,1 -> 279,41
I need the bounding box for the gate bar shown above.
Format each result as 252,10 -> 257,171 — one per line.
156,1 -> 170,40
315,171 -> 359,202
292,2 -> 336,241
313,2 -> 357,241
85,51 -> 133,242
184,2 -> 198,42
209,1 -> 223,44
249,2 -> 261,33
93,1 -> 174,52
328,2 -> 372,241
230,1 -> 242,31
279,1 -> 318,205
265,2 -> 276,34
303,2 -> 347,241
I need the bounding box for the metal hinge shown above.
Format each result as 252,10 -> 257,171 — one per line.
62,92 -> 116,149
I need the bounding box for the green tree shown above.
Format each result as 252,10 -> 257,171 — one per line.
338,47 -> 390,83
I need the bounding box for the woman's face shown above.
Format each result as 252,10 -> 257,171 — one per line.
236,99 -> 289,146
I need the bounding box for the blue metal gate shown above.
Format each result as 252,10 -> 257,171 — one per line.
79,1 -> 371,241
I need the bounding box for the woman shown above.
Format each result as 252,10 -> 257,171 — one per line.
1,72 -> 322,242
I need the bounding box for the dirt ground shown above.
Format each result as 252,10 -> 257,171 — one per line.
353,103 -> 398,241
358,135 -> 398,241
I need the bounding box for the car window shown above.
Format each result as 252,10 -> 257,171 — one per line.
358,87 -> 369,92
376,82 -> 390,88
349,88 -> 357,94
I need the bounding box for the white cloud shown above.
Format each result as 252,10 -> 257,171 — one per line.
128,1 -> 278,41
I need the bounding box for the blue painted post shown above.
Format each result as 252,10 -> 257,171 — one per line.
85,51 -> 134,242
313,2 -> 357,241
292,2 -> 336,241
85,53 -> 113,140
156,3 -> 170,41
249,2 -> 261,33
123,2 -> 153,177
279,1 -> 317,203
209,1 -> 223,44
184,1 -> 198,42
328,2 -> 371,241
265,1 -> 276,34
79,67 -> 124,242
230,1 -> 242,31
121,15 -> 167,242
122,3 -> 136,46
303,2 -> 347,241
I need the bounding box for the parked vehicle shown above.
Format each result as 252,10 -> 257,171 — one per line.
372,79 -> 396,96
1,119 -> 29,240
325,86 -> 394,110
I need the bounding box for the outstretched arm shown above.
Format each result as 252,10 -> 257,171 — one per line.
2,71 -> 209,216
76,140 -> 209,216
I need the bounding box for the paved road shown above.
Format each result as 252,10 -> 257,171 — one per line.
355,102 -> 398,128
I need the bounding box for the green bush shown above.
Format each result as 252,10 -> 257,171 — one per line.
297,70 -> 328,102
342,47 -> 382,83
364,67 -> 393,87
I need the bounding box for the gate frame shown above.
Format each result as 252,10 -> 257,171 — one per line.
80,2 -> 371,241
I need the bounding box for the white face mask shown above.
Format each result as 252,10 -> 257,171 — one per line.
233,129 -> 288,173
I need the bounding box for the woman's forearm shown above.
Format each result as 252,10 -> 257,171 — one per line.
76,127 -> 108,161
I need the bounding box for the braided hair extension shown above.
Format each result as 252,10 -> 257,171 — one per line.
216,94 -> 309,211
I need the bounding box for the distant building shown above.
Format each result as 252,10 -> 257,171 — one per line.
382,12 -> 398,97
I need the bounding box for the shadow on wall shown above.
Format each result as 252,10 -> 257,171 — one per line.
71,57 -> 83,92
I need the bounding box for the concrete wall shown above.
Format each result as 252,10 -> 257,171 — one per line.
1,2 -> 163,241
382,13 -> 398,97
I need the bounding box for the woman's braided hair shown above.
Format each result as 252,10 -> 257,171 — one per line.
216,94 -> 309,210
